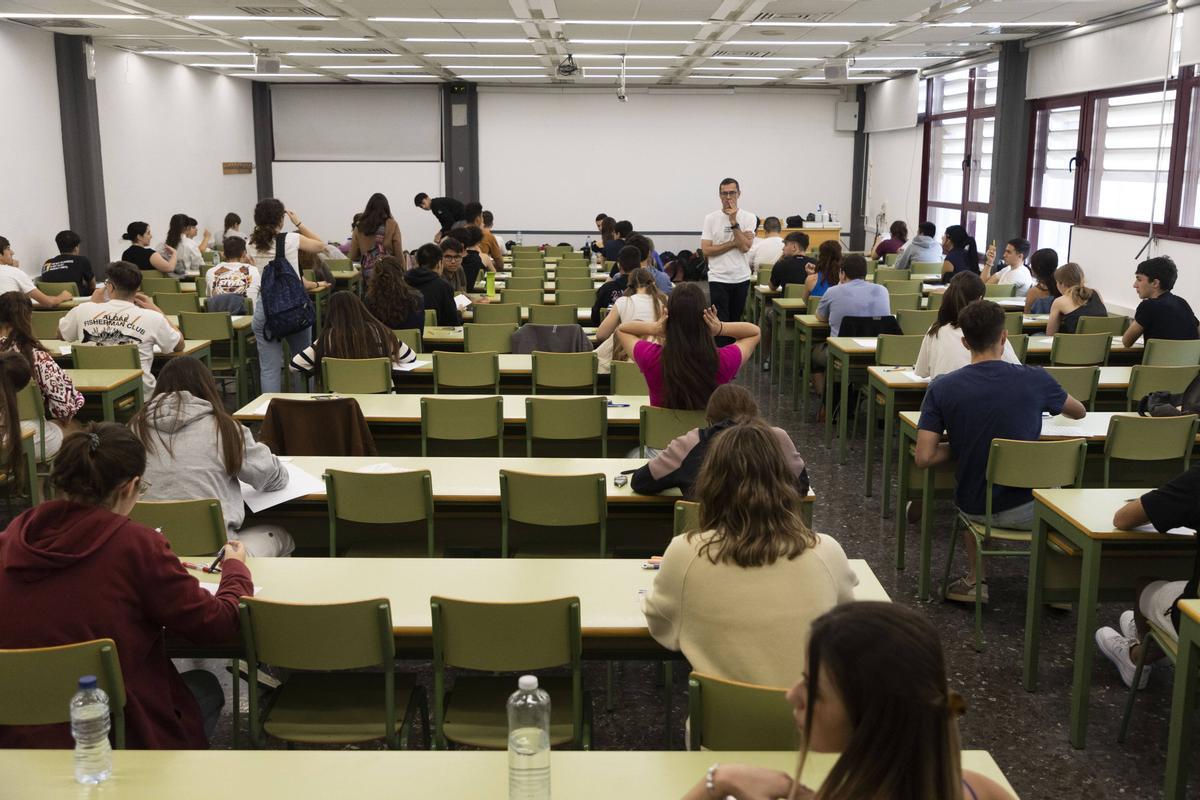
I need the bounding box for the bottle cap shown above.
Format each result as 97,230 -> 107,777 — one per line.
518,675 -> 538,691
78,675 -> 98,690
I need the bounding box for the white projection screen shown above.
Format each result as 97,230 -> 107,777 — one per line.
271,84 -> 441,161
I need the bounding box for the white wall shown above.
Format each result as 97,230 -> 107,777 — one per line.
94,48 -> 257,259
0,22 -> 69,272
477,87 -> 855,244
865,126 -> 923,239
1067,228 -> 1200,316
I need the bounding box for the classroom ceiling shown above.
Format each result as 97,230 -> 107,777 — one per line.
0,0 -> 1153,86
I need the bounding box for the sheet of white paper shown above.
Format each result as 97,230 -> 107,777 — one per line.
394,360 -> 430,373
200,581 -> 263,596
355,463 -> 408,474
1133,523 -> 1196,537
852,338 -> 878,347
58,345 -> 71,355
454,294 -> 472,310
240,462 -> 326,513
1041,424 -> 1088,437
897,371 -> 930,383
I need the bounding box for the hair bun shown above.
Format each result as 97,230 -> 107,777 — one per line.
121,232 -> 133,240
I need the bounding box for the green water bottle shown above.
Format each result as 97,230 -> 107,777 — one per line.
486,272 -> 496,298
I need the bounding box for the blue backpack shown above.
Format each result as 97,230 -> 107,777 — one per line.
259,233 -> 314,341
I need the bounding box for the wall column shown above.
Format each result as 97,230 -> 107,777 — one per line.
442,82 -> 479,202
251,82 -> 274,200
987,41 -> 1031,245
54,34 -> 109,266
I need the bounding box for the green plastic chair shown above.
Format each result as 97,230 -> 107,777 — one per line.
0,639 -> 127,748
927,292 -> 944,310
755,270 -> 773,286
32,310 -> 67,341
611,361 -> 649,395
71,343 -> 139,370
393,328 -> 421,354
502,276 -> 543,291
324,258 -> 352,272
554,266 -> 590,279
420,395 -> 503,457
179,312 -> 245,404
240,597 -> 428,749
532,351 -> 597,394
1050,332 -> 1111,366
430,595 -> 590,749
881,279 -> 925,295
500,469 -> 606,558
544,245 -> 572,257
673,499 -> 700,536
1009,333 -> 1029,363
433,351 -> 500,393
1005,312 -> 1024,337
873,267 -> 911,283
129,499 -> 226,557
910,261 -> 943,276
154,293 -> 200,315
883,254 -> 899,266
464,323 -> 517,354
529,304 -> 577,325
325,468 -> 436,556
34,281 -> 78,297
1075,315 -> 1129,336
509,266 -> 545,277
555,289 -> 596,310
984,283 -> 1016,298
16,383 -> 49,470
424,309 -> 438,329
526,396 -> 607,457
687,672 -> 798,751
876,334 -> 924,366
471,304 -> 521,325
888,293 -> 921,314
943,437 -> 1087,651
896,309 -> 937,336
806,295 -> 821,314
556,277 -> 595,291
140,276 -> 181,295
202,249 -> 219,266
782,283 -> 806,299
639,406 -> 708,457
501,289 -> 545,306
1102,415 -> 1199,487
1143,339 -> 1200,366
1044,366 -> 1100,410
321,357 -> 392,394
1119,615 -> 1190,743
1127,365 -> 1200,410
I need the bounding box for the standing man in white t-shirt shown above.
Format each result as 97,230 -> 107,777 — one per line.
701,178 -> 756,344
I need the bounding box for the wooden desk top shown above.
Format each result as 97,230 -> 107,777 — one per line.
794,314 -> 830,330
899,410 -> 1137,440
1181,598 -> 1200,626
1034,488 -> 1196,543
422,325 -> 599,343
1026,334 -> 1142,354
404,353 -> 533,375
164,314 -> 253,330
63,368 -> 142,392
234,393 -> 649,424
0,749 -> 1013,799
868,365 -> 1133,390
460,307 -> 592,323
47,339 -> 212,359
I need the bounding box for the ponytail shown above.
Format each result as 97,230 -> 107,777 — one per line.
1054,262 -> 1096,306
250,198 -> 286,252
51,422 -> 146,507
0,351 -> 32,489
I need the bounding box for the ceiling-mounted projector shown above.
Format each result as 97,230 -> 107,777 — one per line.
824,58 -> 848,81
256,54 -> 280,74
556,54 -> 579,77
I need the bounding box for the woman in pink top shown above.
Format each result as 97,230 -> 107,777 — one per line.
616,282 -> 758,409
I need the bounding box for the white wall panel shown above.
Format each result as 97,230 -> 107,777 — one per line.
865,126 -> 923,240
1066,227 -> 1200,316
272,85 -> 441,161
864,75 -> 919,133
1027,14 -> 1174,99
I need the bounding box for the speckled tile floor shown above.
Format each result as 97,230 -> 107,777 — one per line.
187,369 -> 1199,798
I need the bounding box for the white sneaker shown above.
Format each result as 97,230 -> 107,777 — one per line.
1095,627 -> 1150,689
1119,610 -> 1138,641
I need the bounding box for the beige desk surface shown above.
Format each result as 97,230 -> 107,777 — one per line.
0,749 -> 1012,799
476,279 -> 605,290
234,393 -> 649,424
62,368 -> 142,392
1026,334 -> 1142,354
423,325 -> 599,343
868,365 -> 1133,389
164,314 -> 253,330
900,410 -> 1135,440
47,339 -> 212,359
1183,598 -> 1200,626
405,353 -> 533,375
1034,488 -> 1196,543
460,306 -> 592,323
794,314 -> 830,330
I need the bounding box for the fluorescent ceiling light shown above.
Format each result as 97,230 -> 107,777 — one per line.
189,15 -> 335,21
0,13 -> 145,19
702,56 -> 819,62
746,21 -> 891,27
848,66 -> 909,72
232,73 -> 321,78
322,64 -> 415,69
425,53 -> 541,58
286,52 -> 402,57
143,50 -> 251,56
692,66 -> 792,72
852,56 -> 944,60
371,17 -> 517,23
568,39 -> 692,45
798,76 -> 876,81
448,64 -> 554,69
188,63 -> 257,68
688,75 -> 776,80
583,66 -> 673,71
582,74 -> 664,79
723,40 -> 850,46
243,36 -> 369,41
405,37 -> 530,43
346,74 -> 432,78
572,54 -> 681,60
454,74 -> 548,78
927,21 -> 1075,27
559,20 -> 702,25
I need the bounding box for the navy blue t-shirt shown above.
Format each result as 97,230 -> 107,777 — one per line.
918,360 -> 1067,515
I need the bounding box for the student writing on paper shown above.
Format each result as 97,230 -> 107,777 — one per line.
289,292 -> 416,390
130,357 -> 294,557
0,423 -> 254,748
914,272 -> 1019,379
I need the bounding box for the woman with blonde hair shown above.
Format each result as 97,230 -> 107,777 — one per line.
1045,262 -> 1107,335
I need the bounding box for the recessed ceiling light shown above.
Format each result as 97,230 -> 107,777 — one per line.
188,15 -> 335,21
568,39 -> 692,45
143,51 -> 252,56
370,17 -> 517,23
559,20 -> 702,25
405,38 -> 531,43
746,21 -> 892,27
723,40 -> 850,46
242,36 -> 370,41
0,13 -> 145,19
692,66 -> 792,72
322,64 -> 416,69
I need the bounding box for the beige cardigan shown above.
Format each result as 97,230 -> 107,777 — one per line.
642,530 -> 857,687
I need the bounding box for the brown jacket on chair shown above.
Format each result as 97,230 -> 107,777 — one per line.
511,323 -> 592,354
257,397 -> 377,456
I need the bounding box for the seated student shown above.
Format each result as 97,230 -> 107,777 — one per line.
594,267 -> 666,371
0,292 -> 84,459
222,212 -> 241,243
941,225 -> 981,283
813,254 -> 890,398
446,225 -> 492,290
1024,247 -> 1060,314
592,245 -> 639,325
895,220 -> 943,271
58,261 -> 184,395
982,237 -> 1034,297
626,233 -> 674,293
406,243 -> 461,326
805,240 -> 842,298
915,272 -> 1020,379
748,216 -> 786,270
1122,255 -> 1200,348
290,291 -> 416,385
1045,262 -> 1107,335
436,237 -> 471,297
0,423 -> 253,748
616,282 -> 758,410
599,217 -> 625,266
631,384 -> 808,499
872,219 -> 909,260
682,602 -> 1015,800
915,300 -> 1086,603
120,221 -> 178,275
205,236 -> 261,302
0,235 -> 72,308
1096,462 -> 1200,688
40,230 -> 96,296
0,351 -> 31,487
759,232 -> 816,371
160,214 -> 207,275
131,357 -> 294,557
365,256 -> 425,331
642,419 -> 854,686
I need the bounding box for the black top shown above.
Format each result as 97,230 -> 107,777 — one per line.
601,239 -> 626,263
1059,293 -> 1108,334
430,197 -> 467,234
591,273 -> 629,325
1140,462 -> 1200,629
941,249 -> 979,283
121,245 -> 156,271
40,254 -> 95,295
404,267 -> 460,326
1135,292 -> 1200,342
770,255 -> 815,291
462,251 -> 485,293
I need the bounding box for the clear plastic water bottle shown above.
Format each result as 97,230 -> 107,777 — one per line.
507,675 -> 551,800
516,231 -> 524,245
70,675 -> 112,785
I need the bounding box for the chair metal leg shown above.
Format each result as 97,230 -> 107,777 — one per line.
940,516 -> 960,601
663,660 -> 673,750
973,538 -> 985,652
1119,633 -> 1155,743
231,658 -> 240,749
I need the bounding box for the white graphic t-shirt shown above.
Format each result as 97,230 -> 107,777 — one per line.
58,299 -> 182,394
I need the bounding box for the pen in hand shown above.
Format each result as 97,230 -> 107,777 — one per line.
207,547 -> 226,574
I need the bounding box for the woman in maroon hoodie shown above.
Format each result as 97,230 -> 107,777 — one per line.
0,422 -> 253,749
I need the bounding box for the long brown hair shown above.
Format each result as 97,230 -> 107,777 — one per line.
691,419 -> 816,567
815,240 -> 842,290
249,198 -> 286,251
319,292 -> 401,361
1055,262 -> 1098,306
130,357 -> 245,477
600,216 -> 617,244
928,271 -> 985,337
365,256 -> 423,326
623,268 -> 666,319
704,384 -> 758,426
794,602 -> 965,800
660,283 -> 718,410
0,291 -> 49,368
0,350 -> 32,487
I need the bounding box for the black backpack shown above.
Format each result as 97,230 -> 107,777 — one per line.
259,233 -> 314,342
1138,372 -> 1200,417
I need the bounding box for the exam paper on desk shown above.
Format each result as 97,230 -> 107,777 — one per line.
240,462 -> 326,513
1133,523 -> 1197,537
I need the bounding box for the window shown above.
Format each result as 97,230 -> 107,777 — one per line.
1178,84 -> 1200,231
1085,90 -> 1174,223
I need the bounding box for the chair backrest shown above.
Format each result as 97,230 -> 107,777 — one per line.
393,328 -> 421,354
544,245 -> 572,257
1104,414 -> 1199,467
140,276 -> 180,294
896,308 -> 937,336
500,288 -> 545,306
611,360 -> 650,395
471,303 -> 521,325
1044,366 -> 1100,409
154,293 -> 200,315
500,470 -> 606,556
1050,332 -> 1111,366
888,293 -> 921,313
873,267 -> 911,283
985,438 -> 1087,495
72,343 -> 139,370
531,351 -> 597,393
756,271 -> 772,286
673,499 -> 700,536
321,357 -> 392,394
782,283 -> 806,299
525,396 -> 606,456
433,351 -> 500,392
324,258 -> 352,271
555,289 -> 596,310
884,253 -> 899,266
431,595 -> 580,672
1128,365 -> 1200,409
1008,333 -> 1029,363
1143,338 -> 1200,366
984,283 -> 1016,298
927,292 -> 944,310
881,279 -> 925,295
529,304 -> 578,325
806,295 -> 821,314
241,597 -> 393,672
179,311 -> 233,344
556,277 -> 595,291
554,266 -> 590,278
509,266 -> 545,277
1076,315 -> 1129,336
687,672 -> 797,751
32,310 -> 67,341
420,395 -> 504,456
424,308 -> 439,329
502,276 -> 543,291
910,261 -> 943,276
639,406 -> 708,455
1004,312 -> 1024,337
129,499 -> 227,557
875,334 -> 924,367
34,281 -> 78,297
463,323 -> 517,354
324,468 -> 435,556
838,315 -> 902,338
0,639 -> 127,747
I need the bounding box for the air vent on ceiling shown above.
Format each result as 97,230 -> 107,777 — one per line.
711,50 -> 772,58
327,47 -> 394,54
236,6 -> 326,16
751,12 -> 834,23
25,19 -> 101,29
